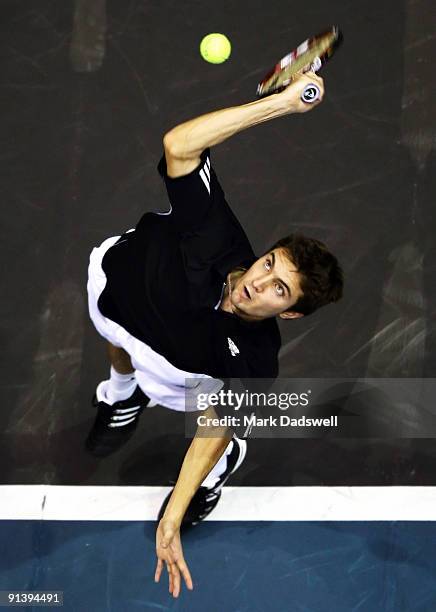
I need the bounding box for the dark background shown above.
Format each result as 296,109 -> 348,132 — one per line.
1,0 -> 435,486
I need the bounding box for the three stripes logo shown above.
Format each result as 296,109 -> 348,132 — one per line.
199,157 -> 211,194
109,405 -> 141,428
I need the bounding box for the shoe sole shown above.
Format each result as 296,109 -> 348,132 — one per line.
157,439 -> 247,526
190,490 -> 222,527
211,437 -> 248,495
229,437 -> 247,476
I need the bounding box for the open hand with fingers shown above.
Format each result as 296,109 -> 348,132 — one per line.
154,518 -> 193,598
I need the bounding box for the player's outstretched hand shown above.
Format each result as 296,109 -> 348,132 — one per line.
277,71 -> 325,113
154,518 -> 193,598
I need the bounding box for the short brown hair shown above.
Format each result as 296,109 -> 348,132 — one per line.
268,233 -> 343,316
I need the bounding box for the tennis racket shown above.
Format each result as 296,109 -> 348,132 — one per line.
256,26 -> 343,103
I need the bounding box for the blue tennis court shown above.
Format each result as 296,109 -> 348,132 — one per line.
2,519 -> 436,611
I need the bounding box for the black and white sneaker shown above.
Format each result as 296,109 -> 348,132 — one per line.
85,382 -> 155,458
157,435 -> 247,529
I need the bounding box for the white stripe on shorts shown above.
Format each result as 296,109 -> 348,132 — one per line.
87,234 -> 222,412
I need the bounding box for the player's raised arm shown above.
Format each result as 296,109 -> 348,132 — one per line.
163,72 -> 324,178
154,408 -> 233,597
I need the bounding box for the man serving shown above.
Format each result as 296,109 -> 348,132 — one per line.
86,71 -> 343,597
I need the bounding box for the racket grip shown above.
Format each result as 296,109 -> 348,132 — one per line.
301,83 -> 321,104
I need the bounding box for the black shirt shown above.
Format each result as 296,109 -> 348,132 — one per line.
98,148 -> 281,419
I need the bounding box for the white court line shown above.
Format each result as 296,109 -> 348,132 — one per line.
1,486 -> 436,521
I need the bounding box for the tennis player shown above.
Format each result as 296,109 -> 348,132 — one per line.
86,71 -> 343,596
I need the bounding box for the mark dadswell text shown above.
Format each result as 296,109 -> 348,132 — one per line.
197,414 -> 338,428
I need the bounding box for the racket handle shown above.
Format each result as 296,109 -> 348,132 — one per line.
301,83 -> 321,104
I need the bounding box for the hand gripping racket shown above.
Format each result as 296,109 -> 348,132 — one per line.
256,26 -> 343,103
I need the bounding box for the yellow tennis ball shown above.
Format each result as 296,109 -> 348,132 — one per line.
200,33 -> 231,64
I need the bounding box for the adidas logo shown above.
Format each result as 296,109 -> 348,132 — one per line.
227,337 -> 240,357
109,405 -> 141,428
199,157 -> 211,194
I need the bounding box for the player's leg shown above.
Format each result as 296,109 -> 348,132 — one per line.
107,342 -> 134,374
95,342 -> 136,405
86,236 -> 154,457
86,342 -> 154,458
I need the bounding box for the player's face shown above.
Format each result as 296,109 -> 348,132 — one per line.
229,248 -> 305,321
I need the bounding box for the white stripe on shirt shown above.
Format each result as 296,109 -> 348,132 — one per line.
199,167 -> 211,194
